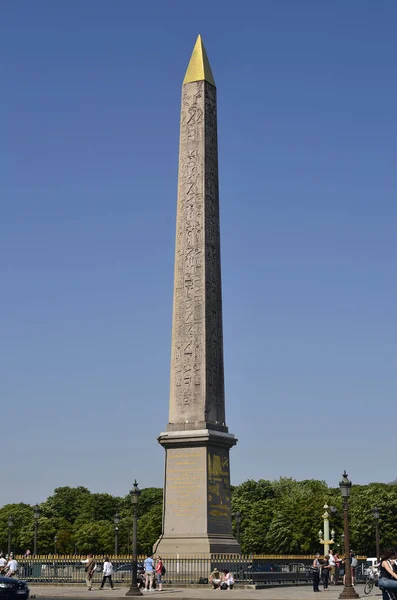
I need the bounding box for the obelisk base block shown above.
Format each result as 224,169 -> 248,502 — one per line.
154,430 -> 240,556
154,533 -> 240,555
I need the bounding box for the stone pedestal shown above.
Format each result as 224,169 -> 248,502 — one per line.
154,430 -> 240,555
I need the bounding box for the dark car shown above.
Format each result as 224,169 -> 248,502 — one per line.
0,576 -> 29,600
116,563 -> 144,573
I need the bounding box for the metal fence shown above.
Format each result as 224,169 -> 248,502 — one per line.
9,555 -> 368,586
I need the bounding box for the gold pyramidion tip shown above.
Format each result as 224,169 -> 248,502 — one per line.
183,34 -> 215,87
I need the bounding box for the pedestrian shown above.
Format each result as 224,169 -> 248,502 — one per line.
312,553 -> 321,592
155,556 -> 164,592
81,553 -> 97,590
222,569 -> 234,590
350,553 -> 358,586
0,554 -> 7,575
343,552 -> 357,587
100,557 -> 114,589
334,551 -> 342,585
209,567 -> 222,590
378,548 -> 397,600
144,554 -> 155,591
328,549 -> 336,584
322,555 -> 330,591
6,554 -> 19,578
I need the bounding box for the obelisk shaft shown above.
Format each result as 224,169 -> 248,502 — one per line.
169,77 -> 226,431
155,36 -> 239,556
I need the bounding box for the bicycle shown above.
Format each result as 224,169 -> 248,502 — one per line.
364,566 -> 379,595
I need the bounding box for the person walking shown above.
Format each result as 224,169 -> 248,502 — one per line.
322,555 -> 330,591
312,553 -> 321,592
100,557 -> 114,589
5,555 -> 19,578
144,554 -> 155,591
155,557 -> 163,592
82,554 -> 97,590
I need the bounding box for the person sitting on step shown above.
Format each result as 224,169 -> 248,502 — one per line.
209,567 -> 222,590
222,569 -> 234,590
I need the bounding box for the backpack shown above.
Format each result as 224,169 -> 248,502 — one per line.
161,565 -> 166,576
351,557 -> 358,568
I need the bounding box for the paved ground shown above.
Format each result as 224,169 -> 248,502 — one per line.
29,584 -> 373,600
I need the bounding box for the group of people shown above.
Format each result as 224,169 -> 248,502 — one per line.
312,550 -> 358,592
209,567 -> 235,590
81,553 -> 165,592
142,554 -> 165,592
0,553 -> 19,578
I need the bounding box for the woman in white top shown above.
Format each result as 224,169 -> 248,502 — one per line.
222,569 -> 235,590
6,555 -> 19,578
100,557 -> 114,589
0,554 -> 7,575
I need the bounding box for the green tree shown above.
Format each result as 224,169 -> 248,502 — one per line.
45,487 -> 92,523
349,483 -> 397,555
73,521 -> 113,555
0,504 -> 34,554
137,504 -> 163,555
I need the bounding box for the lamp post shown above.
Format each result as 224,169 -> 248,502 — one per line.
126,480 -> 142,596
232,512 -> 242,545
33,504 -> 40,555
114,513 -> 120,556
373,506 -> 380,561
338,471 -> 359,600
54,535 -> 58,555
318,504 -> 335,555
7,516 -> 13,555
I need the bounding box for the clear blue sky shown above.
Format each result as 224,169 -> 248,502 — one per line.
1,1 -> 396,506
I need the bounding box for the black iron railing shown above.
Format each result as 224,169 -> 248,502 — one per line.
7,555 -> 367,586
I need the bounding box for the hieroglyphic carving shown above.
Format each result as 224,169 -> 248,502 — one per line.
169,79 -> 225,428
204,83 -> 225,425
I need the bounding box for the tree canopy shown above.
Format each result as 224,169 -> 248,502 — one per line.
1,479 -> 396,555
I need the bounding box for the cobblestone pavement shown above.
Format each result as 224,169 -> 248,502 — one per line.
30,584 -> 370,600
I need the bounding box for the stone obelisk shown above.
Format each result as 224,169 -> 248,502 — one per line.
155,35 -> 240,555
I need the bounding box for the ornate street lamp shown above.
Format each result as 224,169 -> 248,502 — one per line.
7,516 -> 13,555
318,505 -> 335,555
339,471 -> 359,599
373,506 -> 380,561
232,511 -> 242,545
114,513 -> 120,556
126,481 -> 142,596
54,535 -> 58,555
33,504 -> 40,555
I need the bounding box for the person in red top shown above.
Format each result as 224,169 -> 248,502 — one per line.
155,557 -> 163,592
